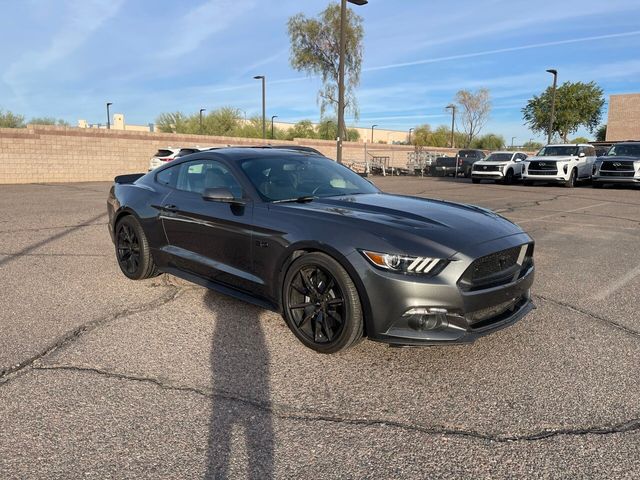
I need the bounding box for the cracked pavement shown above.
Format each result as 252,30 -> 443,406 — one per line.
1,179 -> 639,479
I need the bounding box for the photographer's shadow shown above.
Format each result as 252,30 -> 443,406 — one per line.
203,290 -> 274,479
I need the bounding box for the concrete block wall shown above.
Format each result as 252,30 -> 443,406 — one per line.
606,94 -> 640,141
0,125 -> 458,184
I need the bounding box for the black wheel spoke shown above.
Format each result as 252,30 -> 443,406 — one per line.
299,269 -> 317,295
314,311 -> 323,342
326,298 -> 344,307
291,281 -> 308,296
290,302 -> 313,310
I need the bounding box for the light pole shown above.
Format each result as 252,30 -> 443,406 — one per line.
371,124 -> 378,143
511,136 -> 516,149
408,127 -> 414,144
546,68 -> 558,145
106,102 -> 112,130
254,75 -> 266,139
199,108 -> 206,133
271,115 -> 278,139
446,104 -> 456,148
337,0 -> 368,164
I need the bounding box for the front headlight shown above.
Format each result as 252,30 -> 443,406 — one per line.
361,250 -> 448,275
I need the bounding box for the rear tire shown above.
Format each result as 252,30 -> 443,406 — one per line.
282,252 -> 363,354
115,215 -> 160,280
523,180 -> 533,186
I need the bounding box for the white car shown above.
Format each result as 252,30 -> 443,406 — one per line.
148,147 -> 212,171
522,144 -> 597,188
471,151 -> 528,184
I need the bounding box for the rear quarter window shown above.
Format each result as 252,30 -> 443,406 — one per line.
154,149 -> 174,158
156,165 -> 178,187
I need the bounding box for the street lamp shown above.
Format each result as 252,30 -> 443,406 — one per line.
511,136 -> 517,148
408,127 -> 414,144
546,68 -> 558,145
106,102 -> 112,130
371,124 -> 378,143
446,104 -> 456,148
271,115 -> 278,139
254,75 -> 266,139
337,0 -> 368,163
199,108 -> 206,133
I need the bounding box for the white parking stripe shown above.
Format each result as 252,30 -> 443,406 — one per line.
516,202 -> 611,223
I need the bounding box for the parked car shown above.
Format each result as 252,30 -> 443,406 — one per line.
592,141 -> 640,188
149,147 -> 213,171
471,151 -> 528,184
433,156 -> 457,176
457,149 -> 486,177
108,147 -> 535,353
522,144 -> 597,187
148,148 -> 181,171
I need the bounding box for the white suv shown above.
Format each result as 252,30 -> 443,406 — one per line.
148,147 -> 213,171
522,144 -> 597,188
471,151 -> 528,184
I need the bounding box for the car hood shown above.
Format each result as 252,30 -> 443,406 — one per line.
275,193 -> 524,255
597,155 -> 640,162
475,160 -> 510,166
526,155 -> 576,162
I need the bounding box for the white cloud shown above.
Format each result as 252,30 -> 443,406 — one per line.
3,0 -> 124,94
157,0 -> 255,58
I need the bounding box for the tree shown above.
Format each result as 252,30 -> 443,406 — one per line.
522,140 -> 543,151
316,118 -> 337,140
156,111 -> 189,133
29,117 -> 69,126
522,81 -> 604,142
288,120 -> 317,139
571,136 -> 590,144
0,109 -> 25,128
455,89 -> 491,146
470,133 -> 505,150
288,2 -> 364,126
596,124 -> 607,142
411,125 -> 432,148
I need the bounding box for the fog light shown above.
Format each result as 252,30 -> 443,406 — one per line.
403,307 -> 449,331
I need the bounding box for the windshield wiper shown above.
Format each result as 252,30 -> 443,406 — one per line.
272,195 -> 316,204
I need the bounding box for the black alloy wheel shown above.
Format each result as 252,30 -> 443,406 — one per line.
115,216 -> 159,280
283,252 -> 363,353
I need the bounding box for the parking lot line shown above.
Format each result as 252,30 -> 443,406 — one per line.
516,201 -> 611,223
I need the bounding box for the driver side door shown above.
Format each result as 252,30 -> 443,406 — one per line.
160,159 -> 257,293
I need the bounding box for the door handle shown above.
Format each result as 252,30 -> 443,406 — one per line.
163,204 -> 178,212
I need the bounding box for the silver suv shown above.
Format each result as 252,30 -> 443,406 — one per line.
592,142 -> 640,188
522,144 -> 597,188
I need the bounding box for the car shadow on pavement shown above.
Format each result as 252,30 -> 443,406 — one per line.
203,290 -> 274,479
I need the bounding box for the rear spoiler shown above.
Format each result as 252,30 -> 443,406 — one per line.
114,173 -> 145,184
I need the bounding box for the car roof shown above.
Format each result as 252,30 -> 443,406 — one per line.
545,144 -> 590,147
195,147 -> 327,162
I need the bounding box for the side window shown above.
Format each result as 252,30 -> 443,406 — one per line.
176,160 -> 243,197
588,147 -> 596,157
156,165 -> 178,188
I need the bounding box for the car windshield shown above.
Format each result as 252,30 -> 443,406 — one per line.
240,154 -> 379,202
537,146 -> 579,156
607,144 -> 640,157
484,153 -> 512,162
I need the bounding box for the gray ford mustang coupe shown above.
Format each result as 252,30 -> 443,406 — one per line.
108,147 -> 535,353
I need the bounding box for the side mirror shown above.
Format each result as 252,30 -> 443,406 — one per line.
578,152 -> 586,158
202,187 -> 245,205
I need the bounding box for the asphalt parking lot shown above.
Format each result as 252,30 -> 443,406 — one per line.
1,177 -> 639,479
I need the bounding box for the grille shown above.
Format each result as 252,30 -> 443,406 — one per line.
529,160 -> 557,170
528,169 -> 558,175
600,171 -> 635,177
601,161 -> 635,172
458,244 -> 534,292
473,164 -> 501,172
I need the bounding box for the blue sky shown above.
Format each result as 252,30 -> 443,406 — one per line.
1,0 -> 639,142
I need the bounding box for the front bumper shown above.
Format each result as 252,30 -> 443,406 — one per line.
471,171 -> 504,179
347,234 -> 535,346
522,174 -> 569,183
592,175 -> 640,184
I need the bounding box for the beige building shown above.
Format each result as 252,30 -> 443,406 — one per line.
78,114 -> 154,132
606,93 -> 640,141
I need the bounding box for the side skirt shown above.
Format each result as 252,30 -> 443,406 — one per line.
161,266 -> 280,313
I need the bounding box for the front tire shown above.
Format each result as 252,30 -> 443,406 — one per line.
282,252 -> 363,354
503,169 -> 514,185
592,181 -> 603,189
565,168 -> 577,188
115,215 -> 159,280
